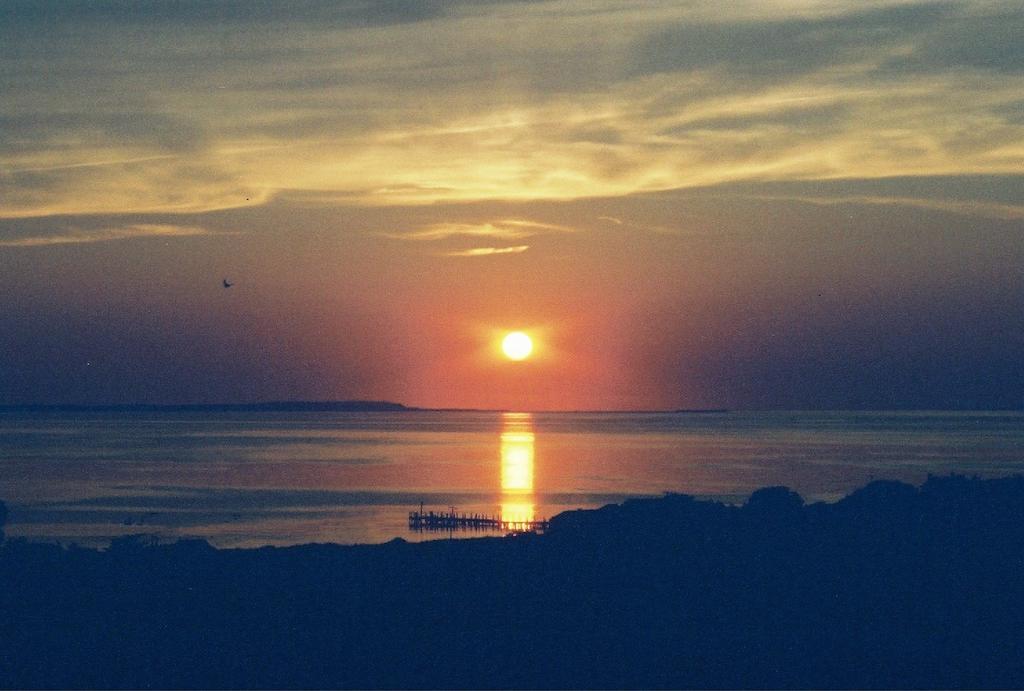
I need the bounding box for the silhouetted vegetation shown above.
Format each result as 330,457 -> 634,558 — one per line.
3,475 -> 1024,688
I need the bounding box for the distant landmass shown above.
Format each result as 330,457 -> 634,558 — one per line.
0,402 -> 729,414
0,400 -> 413,413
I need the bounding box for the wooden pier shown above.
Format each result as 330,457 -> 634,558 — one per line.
409,508 -> 549,534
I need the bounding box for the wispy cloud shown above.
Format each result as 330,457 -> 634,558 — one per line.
443,245 -> 530,257
8,154 -> 183,174
0,223 -> 214,248
1,1 -> 1022,217
596,214 -> 677,235
387,218 -> 573,241
719,193 -> 1024,222
498,219 -> 573,232
821,195 -> 1024,221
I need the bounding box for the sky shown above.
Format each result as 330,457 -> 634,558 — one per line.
1,0 -> 1022,410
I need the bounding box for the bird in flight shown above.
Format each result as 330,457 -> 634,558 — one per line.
223,278 -> 233,288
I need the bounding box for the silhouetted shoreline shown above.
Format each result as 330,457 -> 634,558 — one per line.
3,474 -> 1024,688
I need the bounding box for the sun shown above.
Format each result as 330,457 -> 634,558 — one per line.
502,331 -> 533,361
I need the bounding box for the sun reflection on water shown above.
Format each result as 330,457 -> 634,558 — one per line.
500,412 -> 535,526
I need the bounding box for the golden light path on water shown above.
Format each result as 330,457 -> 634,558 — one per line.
500,412 -> 535,528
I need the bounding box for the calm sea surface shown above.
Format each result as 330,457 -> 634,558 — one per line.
2,410 -> 1023,547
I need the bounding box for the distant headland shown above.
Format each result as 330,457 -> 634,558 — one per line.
0,401 -> 729,414
0,400 -> 413,413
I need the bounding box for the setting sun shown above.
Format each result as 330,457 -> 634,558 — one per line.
501,331 -> 533,361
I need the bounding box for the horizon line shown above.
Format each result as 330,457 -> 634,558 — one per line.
1,400 -> 1022,414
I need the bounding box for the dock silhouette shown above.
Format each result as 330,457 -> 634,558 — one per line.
408,507 -> 549,533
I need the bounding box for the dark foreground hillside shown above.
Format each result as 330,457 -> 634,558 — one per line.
3,475 -> 1024,688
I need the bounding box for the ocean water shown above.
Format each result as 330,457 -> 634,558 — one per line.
2,410 -> 1023,547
